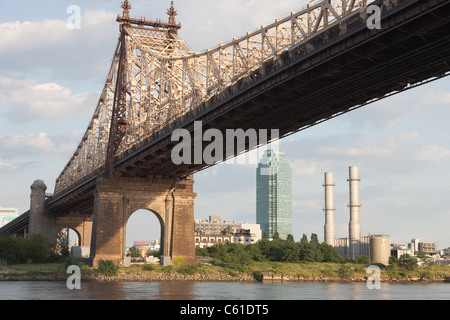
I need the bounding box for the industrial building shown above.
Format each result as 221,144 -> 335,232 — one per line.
323,167 -> 391,265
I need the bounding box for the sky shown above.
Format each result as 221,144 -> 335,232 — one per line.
1,0 -> 449,249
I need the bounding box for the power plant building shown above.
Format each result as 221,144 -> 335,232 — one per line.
323,166 -> 390,263
256,149 -> 292,239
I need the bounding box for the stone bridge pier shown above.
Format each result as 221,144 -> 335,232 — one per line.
87,175 -> 197,268
29,180 -> 92,248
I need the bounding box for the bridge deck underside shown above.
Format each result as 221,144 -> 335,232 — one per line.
45,0 -> 450,214
116,0 -> 450,177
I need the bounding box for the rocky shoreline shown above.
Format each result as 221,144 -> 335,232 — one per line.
1,271 -> 448,283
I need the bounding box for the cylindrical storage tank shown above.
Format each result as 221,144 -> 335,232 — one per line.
370,235 -> 391,266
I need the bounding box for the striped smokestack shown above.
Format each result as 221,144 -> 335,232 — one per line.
323,172 -> 336,246
348,166 -> 361,259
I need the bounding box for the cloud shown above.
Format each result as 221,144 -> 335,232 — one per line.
313,131 -> 450,166
0,162 -> 18,172
416,143 -> 450,163
0,10 -> 117,85
290,158 -> 319,177
339,83 -> 450,130
318,143 -> 392,158
0,132 -> 54,155
0,131 -> 82,160
0,74 -> 98,123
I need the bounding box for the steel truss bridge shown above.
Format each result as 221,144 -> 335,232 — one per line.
1,0 -> 450,240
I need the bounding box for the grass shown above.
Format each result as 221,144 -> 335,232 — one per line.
7,263 -> 66,273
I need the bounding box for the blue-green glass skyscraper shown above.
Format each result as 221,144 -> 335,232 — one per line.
256,149 -> 292,239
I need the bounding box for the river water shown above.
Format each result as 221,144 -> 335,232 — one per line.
0,281 -> 449,300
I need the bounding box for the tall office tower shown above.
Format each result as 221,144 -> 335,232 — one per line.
348,166 -> 361,259
323,172 -> 336,246
256,149 -> 292,239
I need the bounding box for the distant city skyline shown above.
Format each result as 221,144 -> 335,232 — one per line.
0,0 -> 449,250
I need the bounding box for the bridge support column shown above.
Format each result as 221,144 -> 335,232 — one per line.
29,180 -> 58,240
88,176 -> 197,268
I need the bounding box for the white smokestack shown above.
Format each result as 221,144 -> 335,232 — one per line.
323,172 -> 336,246
348,166 -> 361,259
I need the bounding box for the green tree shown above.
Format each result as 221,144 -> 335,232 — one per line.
281,241 -> 300,263
300,234 -> 308,244
320,242 -> 342,263
127,246 -> 141,257
416,251 -> 430,266
25,234 -> 51,263
310,233 -> 319,245
246,244 -> 265,262
232,245 -> 251,265
208,243 -> 231,262
398,254 -> 417,271
0,235 -> 26,264
195,247 -> 209,257
355,255 -> 370,265
298,242 -> 316,262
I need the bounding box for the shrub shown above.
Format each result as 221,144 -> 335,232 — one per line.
355,255 -> 370,265
142,264 -> 155,271
387,264 -> 400,278
420,268 -> 433,280
97,259 -> 119,277
25,234 -> 51,263
64,257 -> 79,270
338,264 -> 354,279
172,256 -> 185,266
162,265 -> 174,273
0,235 -> 25,264
177,265 -> 198,275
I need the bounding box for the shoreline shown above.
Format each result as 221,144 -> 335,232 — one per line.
1,271 -> 449,284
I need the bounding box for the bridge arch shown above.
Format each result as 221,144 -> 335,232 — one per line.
125,208 -> 164,258
87,176 -> 196,267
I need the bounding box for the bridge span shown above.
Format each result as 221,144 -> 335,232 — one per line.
1,0 -> 450,266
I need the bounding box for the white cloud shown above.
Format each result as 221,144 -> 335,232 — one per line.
290,158 -> 318,177
0,132 -> 55,154
0,131 -> 82,159
416,143 -> 450,163
0,162 -> 18,172
0,10 -> 117,84
318,144 -> 392,157
0,74 -> 98,123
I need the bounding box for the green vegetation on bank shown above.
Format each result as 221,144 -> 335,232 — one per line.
196,233 -> 344,264
1,233 -> 450,281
